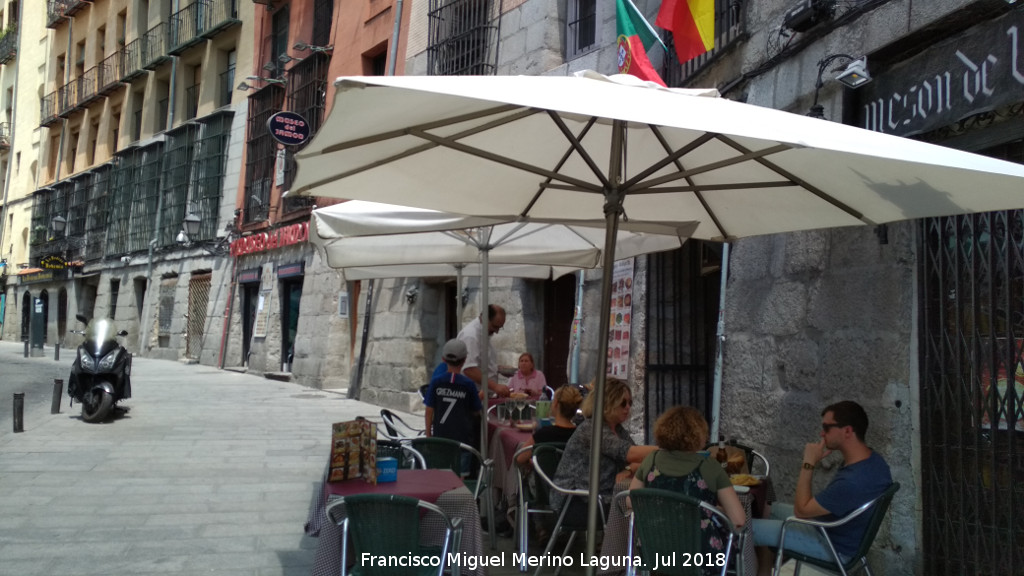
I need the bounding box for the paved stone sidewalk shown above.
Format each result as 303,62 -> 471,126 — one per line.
0,341 -> 405,576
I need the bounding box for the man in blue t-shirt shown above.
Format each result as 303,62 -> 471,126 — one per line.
753,401 -> 893,575
424,339 -> 483,446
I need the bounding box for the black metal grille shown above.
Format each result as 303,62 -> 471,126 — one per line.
243,84 -> 284,225
566,0 -> 596,58
0,25 -> 17,64
107,153 -> 135,255
159,124 -> 199,247
662,0 -> 744,87
644,243 -> 721,442
84,165 -> 111,262
141,22 -> 169,70
312,0 -> 334,47
190,113 -> 232,240
427,0 -> 498,76
282,52 -> 328,205
29,189 -> 53,249
918,140 -> 1024,576
169,0 -> 207,54
126,144 -> 164,253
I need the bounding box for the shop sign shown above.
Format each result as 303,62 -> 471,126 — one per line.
237,268 -> 262,284
230,222 -> 309,257
856,9 -> 1024,137
19,270 -> 54,284
267,111 -> 310,146
278,261 -> 305,279
40,255 -> 67,270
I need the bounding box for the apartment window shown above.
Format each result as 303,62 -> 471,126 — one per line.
427,0 -> 498,75
566,0 -> 597,59
269,6 -> 290,78
66,130 -> 79,175
117,10 -> 127,47
111,108 -> 120,152
184,65 -> 200,120
219,50 -> 236,108
48,135 -> 59,180
156,80 -> 169,132
283,52 -> 328,206
8,2 -> 18,30
84,165 -> 111,261
312,0 -> 334,47
367,51 -> 387,76
75,40 -> 85,78
96,26 -> 106,61
87,119 -> 99,166
131,90 -> 143,142
107,151 -> 138,255
109,279 -> 120,319
126,143 -> 163,252
159,124 -> 198,246
190,113 -> 232,238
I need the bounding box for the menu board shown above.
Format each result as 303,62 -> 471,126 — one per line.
607,259 -> 634,378
328,420 -> 378,483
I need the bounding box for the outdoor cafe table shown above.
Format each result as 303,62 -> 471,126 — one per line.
305,468 -> 488,576
597,478 -> 775,576
487,420 -> 534,509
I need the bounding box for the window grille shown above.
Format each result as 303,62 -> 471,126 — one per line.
566,0 -> 597,59
85,165 -> 111,262
126,144 -> 164,253
282,52 -> 328,208
159,124 -> 199,247
107,152 -> 137,255
662,0 -> 744,86
190,113 -> 232,239
268,6 -> 290,79
30,189 -> 53,247
312,0 -> 334,47
427,0 -> 499,76
243,84 -> 284,225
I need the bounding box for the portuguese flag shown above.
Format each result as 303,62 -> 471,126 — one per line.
656,0 -> 715,64
615,0 -> 667,86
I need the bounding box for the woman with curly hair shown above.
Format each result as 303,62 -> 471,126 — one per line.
629,406 -> 746,558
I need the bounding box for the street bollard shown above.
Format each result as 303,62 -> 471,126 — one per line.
24,340 -> 28,358
55,342 -> 60,362
13,392 -> 24,433
51,379 -> 63,414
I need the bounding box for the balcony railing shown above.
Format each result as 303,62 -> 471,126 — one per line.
0,25 -> 17,65
0,122 -> 10,149
58,80 -> 79,117
77,67 -> 100,108
96,51 -> 122,95
41,91 -> 60,126
47,1 -> 92,28
142,22 -> 170,70
121,36 -> 146,82
170,0 -> 241,55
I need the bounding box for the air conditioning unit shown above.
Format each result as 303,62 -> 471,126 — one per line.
783,0 -> 836,33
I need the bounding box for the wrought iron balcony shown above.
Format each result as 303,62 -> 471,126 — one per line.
120,37 -> 146,82
0,122 -> 10,149
0,25 -> 17,65
77,67 -> 101,108
47,0 -> 92,28
169,0 -> 241,55
57,80 -> 79,118
96,51 -> 122,96
142,22 -> 169,70
40,91 -> 60,127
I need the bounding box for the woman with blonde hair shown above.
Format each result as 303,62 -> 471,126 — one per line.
629,406 -> 746,562
515,385 -> 584,465
549,378 -> 656,518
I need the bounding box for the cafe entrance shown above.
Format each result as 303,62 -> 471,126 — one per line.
918,139 -> 1024,575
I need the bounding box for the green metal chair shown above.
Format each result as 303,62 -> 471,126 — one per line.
530,444 -> 607,576
376,439 -> 427,469
410,436 -> 496,550
512,441 -> 567,572
326,493 -> 463,576
618,488 -> 743,576
772,482 -> 901,576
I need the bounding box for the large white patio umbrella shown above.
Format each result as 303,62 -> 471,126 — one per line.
291,71 -> 1024,560
309,200 -> 695,457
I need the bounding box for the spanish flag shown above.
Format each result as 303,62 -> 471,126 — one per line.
656,0 -> 714,64
616,0 -> 667,86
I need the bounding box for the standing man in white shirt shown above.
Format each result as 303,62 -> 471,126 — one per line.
459,304 -> 511,398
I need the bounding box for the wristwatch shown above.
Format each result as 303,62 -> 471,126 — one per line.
802,462 -> 815,470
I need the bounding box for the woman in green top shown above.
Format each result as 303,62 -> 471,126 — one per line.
630,406 -> 746,555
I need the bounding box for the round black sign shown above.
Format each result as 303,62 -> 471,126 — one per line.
267,111 -> 310,146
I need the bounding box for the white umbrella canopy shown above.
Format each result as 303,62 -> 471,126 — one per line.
291,71 -> 1024,561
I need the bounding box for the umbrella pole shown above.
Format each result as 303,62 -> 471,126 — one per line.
456,264 -> 465,322
585,121 -> 626,572
709,242 -> 730,443
479,246 -> 491,461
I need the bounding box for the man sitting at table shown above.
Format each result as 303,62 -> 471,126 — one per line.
752,400 -> 892,576
424,339 -> 483,448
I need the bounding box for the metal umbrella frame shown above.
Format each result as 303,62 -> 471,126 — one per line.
292,71 -> 1024,562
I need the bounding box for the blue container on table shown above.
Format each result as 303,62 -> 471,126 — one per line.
377,457 -> 398,482
539,418 -> 554,428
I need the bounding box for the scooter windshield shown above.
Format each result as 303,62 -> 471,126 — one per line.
83,318 -> 119,356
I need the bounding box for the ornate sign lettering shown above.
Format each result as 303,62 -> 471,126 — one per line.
230,222 -> 309,257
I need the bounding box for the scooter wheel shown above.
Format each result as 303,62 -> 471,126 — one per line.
81,390 -> 114,423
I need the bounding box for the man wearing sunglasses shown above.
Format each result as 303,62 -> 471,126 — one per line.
752,400 -> 892,575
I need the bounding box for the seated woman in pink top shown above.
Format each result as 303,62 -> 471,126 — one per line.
506,352 -> 547,400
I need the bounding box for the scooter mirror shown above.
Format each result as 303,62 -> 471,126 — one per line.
117,330 -> 129,337
76,313 -> 89,324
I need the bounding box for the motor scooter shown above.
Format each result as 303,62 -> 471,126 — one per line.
68,314 -> 132,423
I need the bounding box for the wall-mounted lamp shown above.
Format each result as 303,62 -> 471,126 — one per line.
262,61 -> 278,73
405,285 -> 419,305
807,54 -> 872,119
176,211 -> 237,256
176,212 -> 202,247
236,81 -> 252,91
278,54 -> 299,65
51,215 -> 67,235
293,41 -> 333,54
242,75 -> 286,87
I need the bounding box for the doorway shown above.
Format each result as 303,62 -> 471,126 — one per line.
186,273 -> 211,360
543,275 -> 577,388
241,282 -> 260,365
20,290 -> 30,341
39,290 -> 49,343
58,288 -> 68,345
280,279 -> 303,371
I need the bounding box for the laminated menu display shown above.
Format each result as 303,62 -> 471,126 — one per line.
328,419 -> 378,483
